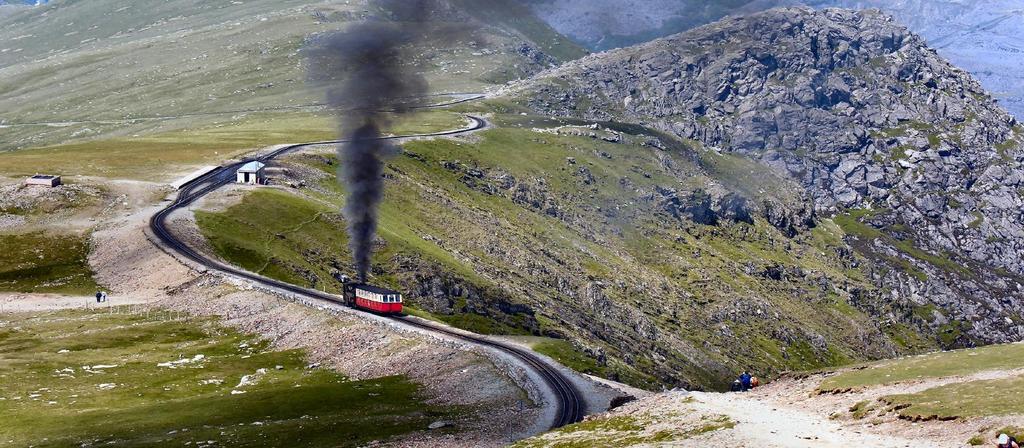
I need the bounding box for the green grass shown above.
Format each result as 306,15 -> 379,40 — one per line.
389,110 -> 470,136
514,413 -> 734,447
819,342 -> 1024,392
834,209 -> 969,279
404,306 -> 532,336
883,377 -> 1024,419
0,310 -> 457,447
0,110 -> 467,180
195,188 -> 347,292
891,145 -> 913,161
891,238 -> 970,277
558,415 -> 646,433
969,426 -> 1024,446
849,400 -> 876,419
969,211 -> 985,228
196,186 -> 539,337
833,208 -> 886,240
193,119 -> 933,391
0,114 -> 332,180
0,0 -> 557,151
532,339 -> 607,376
883,323 -> 936,351
912,304 -> 941,322
0,232 -> 100,295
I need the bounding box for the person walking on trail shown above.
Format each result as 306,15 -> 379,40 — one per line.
998,434 -> 1019,448
95,291 -> 103,303
101,291 -> 108,303
739,371 -> 752,391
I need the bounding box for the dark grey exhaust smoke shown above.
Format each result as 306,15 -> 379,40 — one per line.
305,1 -> 433,282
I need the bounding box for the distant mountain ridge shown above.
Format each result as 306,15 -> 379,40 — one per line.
527,0 -> 1024,119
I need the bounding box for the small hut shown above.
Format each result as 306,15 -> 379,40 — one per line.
236,161 -> 266,185
25,174 -> 61,187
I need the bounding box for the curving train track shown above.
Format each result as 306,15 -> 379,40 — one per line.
148,114 -> 585,430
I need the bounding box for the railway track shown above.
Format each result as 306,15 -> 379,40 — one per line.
148,114 -> 585,430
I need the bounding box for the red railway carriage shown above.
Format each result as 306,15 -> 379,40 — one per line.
344,283 -> 403,314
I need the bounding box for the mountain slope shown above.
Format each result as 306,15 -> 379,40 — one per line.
181,7 -> 1024,391
809,0 -> 1024,119
507,6 -> 1024,356
198,115 -> 909,390
0,0 -> 584,151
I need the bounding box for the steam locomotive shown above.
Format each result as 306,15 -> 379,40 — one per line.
342,279 -> 403,314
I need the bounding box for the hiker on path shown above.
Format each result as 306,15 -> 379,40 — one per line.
998,434 -> 1019,448
95,291 -> 102,303
739,371 -> 752,391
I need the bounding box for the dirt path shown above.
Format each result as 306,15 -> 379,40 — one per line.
754,367 -> 1024,446
0,293 -> 153,313
688,391 -> 916,447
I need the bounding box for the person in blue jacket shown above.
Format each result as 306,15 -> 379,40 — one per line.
739,371 -> 752,391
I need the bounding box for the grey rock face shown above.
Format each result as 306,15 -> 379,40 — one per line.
528,0 -> 1024,120
511,7 -> 1024,346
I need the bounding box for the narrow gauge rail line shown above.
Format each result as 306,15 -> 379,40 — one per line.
148,114 -> 585,429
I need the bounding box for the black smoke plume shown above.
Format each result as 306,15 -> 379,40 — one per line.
307,1 -> 434,282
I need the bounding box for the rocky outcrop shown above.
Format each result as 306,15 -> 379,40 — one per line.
508,7 -> 1024,348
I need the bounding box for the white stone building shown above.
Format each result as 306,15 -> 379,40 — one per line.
236,161 -> 266,185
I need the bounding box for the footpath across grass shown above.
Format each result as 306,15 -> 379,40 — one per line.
0,310 -> 457,447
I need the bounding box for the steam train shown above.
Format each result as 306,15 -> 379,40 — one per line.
342,280 -> 403,314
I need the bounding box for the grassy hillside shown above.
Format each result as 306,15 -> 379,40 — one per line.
0,0 -> 583,151
820,342 -> 1024,392
0,232 -> 99,295
0,110 -> 465,180
809,342 -> 1024,444
822,343 -> 1024,423
0,310 -> 456,446
194,110 -> 943,390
